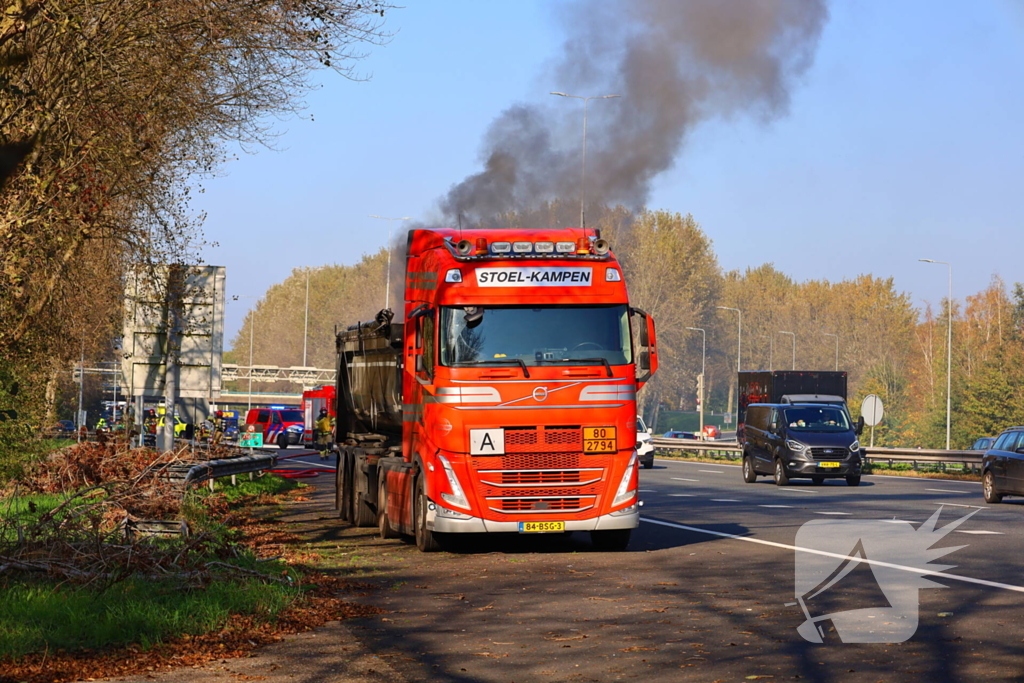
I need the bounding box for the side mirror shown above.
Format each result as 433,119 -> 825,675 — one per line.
630,307 -> 658,386
856,416 -> 865,436
1015,447 -> 1024,456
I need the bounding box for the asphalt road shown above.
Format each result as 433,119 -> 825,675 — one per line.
110,452 -> 1023,683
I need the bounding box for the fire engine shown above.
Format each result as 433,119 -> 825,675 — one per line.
334,227 -> 658,551
302,385 -> 336,445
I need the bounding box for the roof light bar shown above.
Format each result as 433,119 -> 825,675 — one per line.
556,241 -> 576,253
491,241 -> 512,254
534,241 -> 554,253
513,241 -> 533,253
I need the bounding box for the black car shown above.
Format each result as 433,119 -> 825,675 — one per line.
740,402 -> 864,486
981,427 -> 1024,503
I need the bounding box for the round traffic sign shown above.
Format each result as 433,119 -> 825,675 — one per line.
861,394 -> 884,426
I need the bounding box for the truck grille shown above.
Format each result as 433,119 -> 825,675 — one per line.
809,447 -> 849,460
490,496 -> 596,513
478,468 -> 602,487
504,427 -> 581,453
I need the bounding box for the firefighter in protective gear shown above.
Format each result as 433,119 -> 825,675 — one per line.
212,410 -> 225,446
144,409 -> 158,435
315,408 -> 332,459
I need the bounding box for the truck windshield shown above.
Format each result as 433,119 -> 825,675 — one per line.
782,406 -> 851,432
439,304 -> 632,368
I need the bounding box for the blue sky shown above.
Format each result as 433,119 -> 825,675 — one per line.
196,1 -> 1024,345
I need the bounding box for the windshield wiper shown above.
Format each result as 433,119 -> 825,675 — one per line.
455,358 -> 530,377
537,357 -> 613,377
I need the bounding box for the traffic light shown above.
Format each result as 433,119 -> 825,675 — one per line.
696,373 -> 705,406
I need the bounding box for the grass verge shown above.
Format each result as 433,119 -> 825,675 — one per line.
0,475 -> 304,661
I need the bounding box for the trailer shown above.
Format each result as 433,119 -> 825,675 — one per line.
738,370 -> 848,437
334,227 -> 658,551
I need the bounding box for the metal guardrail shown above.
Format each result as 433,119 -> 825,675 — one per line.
651,437 -> 984,472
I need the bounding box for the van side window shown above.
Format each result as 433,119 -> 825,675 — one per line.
769,408 -> 778,430
272,412 -> 282,424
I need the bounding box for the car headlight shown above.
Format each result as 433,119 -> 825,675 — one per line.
786,439 -> 807,452
849,440 -> 861,453
286,425 -> 303,432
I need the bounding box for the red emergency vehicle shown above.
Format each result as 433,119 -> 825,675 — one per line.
334,227 -> 658,551
301,385 -> 336,445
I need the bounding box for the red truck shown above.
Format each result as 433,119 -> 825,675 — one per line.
334,227 -> 658,551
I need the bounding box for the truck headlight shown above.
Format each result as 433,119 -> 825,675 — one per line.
611,453 -> 639,508
437,455 -> 470,510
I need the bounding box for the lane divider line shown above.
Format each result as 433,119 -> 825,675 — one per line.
932,502 -> 987,510
699,470 -> 725,474
759,504 -> 794,508
955,530 -> 1003,535
927,488 -> 971,494
671,477 -> 700,482
711,499 -> 741,502
640,517 -> 1024,594
667,494 -> 693,497
814,511 -> 852,515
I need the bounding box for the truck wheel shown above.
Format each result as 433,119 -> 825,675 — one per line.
845,475 -> 861,487
983,471 -> 1002,503
334,453 -> 345,516
378,478 -> 398,539
414,477 -> 443,553
339,453 -> 355,523
742,456 -> 757,483
773,459 -> 790,486
590,529 -> 631,551
354,491 -> 376,528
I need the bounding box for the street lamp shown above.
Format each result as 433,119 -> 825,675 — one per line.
920,258 -> 953,450
761,334 -> 773,372
550,92 -> 621,228
823,333 -> 839,371
717,306 -> 742,425
233,294 -> 259,415
369,215 -> 411,311
686,327 -> 706,435
779,331 -> 796,370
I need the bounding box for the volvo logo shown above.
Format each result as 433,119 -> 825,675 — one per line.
532,386 -> 549,402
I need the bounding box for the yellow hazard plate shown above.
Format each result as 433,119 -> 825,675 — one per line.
519,521 -> 565,533
583,426 -> 617,453
818,461 -> 841,468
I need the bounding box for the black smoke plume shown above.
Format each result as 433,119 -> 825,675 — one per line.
440,0 -> 829,227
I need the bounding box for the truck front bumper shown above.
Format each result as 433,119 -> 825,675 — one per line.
427,499 -> 639,534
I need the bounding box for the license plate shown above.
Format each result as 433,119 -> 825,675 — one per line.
818,461 -> 841,469
583,426 -> 616,453
519,521 -> 565,533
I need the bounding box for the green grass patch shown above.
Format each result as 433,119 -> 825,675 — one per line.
195,472 -> 303,503
0,560 -> 299,658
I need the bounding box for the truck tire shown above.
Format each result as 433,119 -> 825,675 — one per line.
335,453 -> 345,517
378,478 -> 398,539
773,459 -> 790,486
742,455 -> 757,483
354,491 -> 376,528
339,452 -> 355,523
590,529 -> 631,551
414,477 -> 443,553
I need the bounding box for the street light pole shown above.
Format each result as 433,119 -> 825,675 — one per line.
761,334 -> 773,372
779,331 -> 796,370
823,333 -> 839,371
920,258 -> 953,450
369,215 -> 411,311
550,92 -> 621,228
686,327 -> 706,436
234,295 -> 258,415
717,306 -> 742,425
303,268 -> 310,367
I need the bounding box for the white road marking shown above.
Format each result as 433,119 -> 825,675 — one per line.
641,517 -> 1024,595
660,459 -> 741,469
814,511 -> 852,515
955,530 -> 1003,535
759,505 -> 794,508
882,520 -> 916,524
927,488 -> 971,494
933,502 -> 987,509
778,488 -> 815,493
699,470 -> 724,474
638,489 -> 657,492
671,477 -> 700,482
668,494 -> 693,497
711,499 -> 741,502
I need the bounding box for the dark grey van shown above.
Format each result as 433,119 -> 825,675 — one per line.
740,403 -> 864,486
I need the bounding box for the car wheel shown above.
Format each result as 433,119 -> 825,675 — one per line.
983,471 -> 1003,503
277,434 -> 288,449
773,459 -> 790,486
811,476 -> 825,486
590,529 -> 631,551
845,475 -> 861,487
642,457 -> 654,470
742,456 -> 757,483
